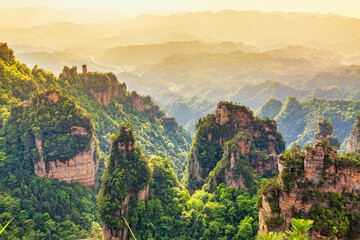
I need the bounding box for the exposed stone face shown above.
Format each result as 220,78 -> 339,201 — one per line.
34,136 -> 97,186
224,151 -> 248,191
347,115 -> 360,152
131,92 -> 145,112
259,139 -> 360,239
216,105 -> 230,125
215,103 -> 254,127
89,88 -> 114,105
82,64 -> 88,79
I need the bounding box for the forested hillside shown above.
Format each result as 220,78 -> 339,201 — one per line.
257,97 -> 360,151
0,43 -> 191,239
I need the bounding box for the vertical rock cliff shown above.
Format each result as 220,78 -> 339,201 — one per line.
185,101 -> 285,193
347,115 -> 360,152
98,124 -> 151,240
5,89 -> 98,187
259,120 -> 360,239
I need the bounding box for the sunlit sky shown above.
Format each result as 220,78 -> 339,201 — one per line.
1,0 -> 360,18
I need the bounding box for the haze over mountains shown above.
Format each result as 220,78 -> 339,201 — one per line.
3,7 -> 360,134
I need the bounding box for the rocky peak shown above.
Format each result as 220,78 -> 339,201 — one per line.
186,101 -> 285,193
215,101 -> 254,127
347,114 -> 360,152
315,119 -> 332,141
314,119 -> 341,148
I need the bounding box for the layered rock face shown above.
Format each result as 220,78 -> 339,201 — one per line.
347,115 -> 360,152
18,90 -> 98,187
34,128 -> 97,187
186,101 -> 285,193
99,125 -> 151,240
259,138 -> 360,239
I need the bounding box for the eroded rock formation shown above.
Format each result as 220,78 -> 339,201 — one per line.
34,130 -> 97,187
23,91 -> 98,187
347,115 -> 360,152
314,119 -> 341,148
186,101 -> 285,193
259,137 -> 360,239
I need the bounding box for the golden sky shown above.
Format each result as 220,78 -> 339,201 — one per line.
1,0 -> 359,18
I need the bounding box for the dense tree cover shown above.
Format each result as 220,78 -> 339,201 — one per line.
0,44 -> 191,239
53,66 -> 192,178
4,88 -> 94,165
0,86 -> 99,239
257,96 -> 360,151
98,124 -> 260,239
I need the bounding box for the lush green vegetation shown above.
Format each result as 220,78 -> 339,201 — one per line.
257,96 -> 360,151
0,43 -> 191,239
98,124 -> 260,239
0,84 -> 99,238
54,66 -> 191,178
259,218 -> 314,240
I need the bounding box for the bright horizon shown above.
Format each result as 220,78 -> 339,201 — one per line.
1,0 -> 360,18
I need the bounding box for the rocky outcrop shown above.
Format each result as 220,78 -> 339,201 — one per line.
34,129 -> 97,187
60,65 -> 127,105
347,115 -> 360,152
88,78 -> 126,106
314,119 -> 341,148
186,101 -> 285,193
259,137 -> 360,239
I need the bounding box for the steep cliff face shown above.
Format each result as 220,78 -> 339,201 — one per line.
98,124 -> 151,240
347,115 -> 360,152
34,127 -> 97,187
186,101 -> 285,193
259,128 -> 360,239
5,89 -> 98,187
